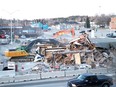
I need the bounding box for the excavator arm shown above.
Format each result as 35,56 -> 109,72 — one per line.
53,28 -> 75,38
4,39 -> 45,62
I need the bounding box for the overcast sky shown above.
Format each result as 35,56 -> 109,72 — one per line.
0,0 -> 115,20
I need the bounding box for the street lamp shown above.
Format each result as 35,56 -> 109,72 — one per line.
99,6 -> 101,16
2,10 -> 19,44
10,18 -> 13,44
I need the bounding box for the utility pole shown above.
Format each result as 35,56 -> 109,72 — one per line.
2,9 -> 19,44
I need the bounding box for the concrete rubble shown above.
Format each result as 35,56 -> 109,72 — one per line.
33,33 -> 116,70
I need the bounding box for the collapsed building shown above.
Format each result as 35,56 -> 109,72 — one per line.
35,33 -> 116,68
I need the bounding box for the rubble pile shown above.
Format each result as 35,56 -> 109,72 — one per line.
34,33 -> 116,68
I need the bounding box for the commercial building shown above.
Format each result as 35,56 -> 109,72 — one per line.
109,17 -> 116,29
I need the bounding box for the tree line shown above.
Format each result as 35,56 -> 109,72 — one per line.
0,14 -> 115,27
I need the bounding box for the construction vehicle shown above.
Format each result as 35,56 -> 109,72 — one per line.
4,39 -> 65,62
53,28 -> 75,38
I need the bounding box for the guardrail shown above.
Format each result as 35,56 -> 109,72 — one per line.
0,68 -> 115,84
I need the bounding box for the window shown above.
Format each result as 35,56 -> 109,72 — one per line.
86,76 -> 97,82
77,75 -> 86,81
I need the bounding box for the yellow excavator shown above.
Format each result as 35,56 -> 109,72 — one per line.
5,39 -> 64,62
5,47 -> 33,62
5,40 -> 36,62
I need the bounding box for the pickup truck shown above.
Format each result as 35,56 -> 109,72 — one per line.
67,73 -> 113,87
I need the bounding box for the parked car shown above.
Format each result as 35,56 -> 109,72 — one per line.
60,65 -> 75,71
77,64 -> 92,69
67,73 -> 113,87
0,38 -> 10,45
106,32 -> 116,38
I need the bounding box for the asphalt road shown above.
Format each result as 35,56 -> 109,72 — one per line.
0,78 -> 115,87
0,78 -> 67,87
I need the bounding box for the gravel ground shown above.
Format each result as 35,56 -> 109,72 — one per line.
0,43 -> 20,54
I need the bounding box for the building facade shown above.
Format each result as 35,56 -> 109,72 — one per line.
110,17 -> 116,29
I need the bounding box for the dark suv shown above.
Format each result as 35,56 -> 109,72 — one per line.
67,73 -> 113,87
